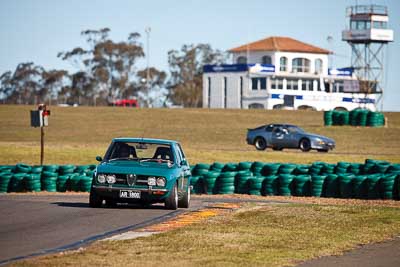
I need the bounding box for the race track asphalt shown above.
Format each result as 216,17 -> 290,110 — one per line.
0,194 -> 203,265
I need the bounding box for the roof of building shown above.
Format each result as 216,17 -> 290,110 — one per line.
229,36 -> 331,54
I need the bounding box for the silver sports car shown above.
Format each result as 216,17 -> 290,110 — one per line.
246,124 -> 335,152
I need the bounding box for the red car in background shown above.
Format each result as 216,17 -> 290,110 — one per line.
113,99 -> 139,107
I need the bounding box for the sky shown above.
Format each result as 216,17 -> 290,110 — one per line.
0,0 -> 399,111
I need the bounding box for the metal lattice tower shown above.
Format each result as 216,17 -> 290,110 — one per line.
342,4 -> 393,110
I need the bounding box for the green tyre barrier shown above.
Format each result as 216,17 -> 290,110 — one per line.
79,176 -> 92,192
311,175 -> 326,197
69,174 -> 81,192
247,177 -> 263,196
338,174 -> 354,198
261,175 -> 279,196
380,174 -> 396,199
57,175 -> 70,192
24,174 -> 41,192
0,173 -> 13,193
43,165 -> 59,173
238,162 -> 252,171
324,110 -> 333,126
10,173 -> 27,192
293,175 -> 311,196
278,174 -> 294,196
235,172 -> 251,194
15,163 -> 31,173
190,176 -> 204,194
352,175 -> 368,199
322,174 -> 339,198
278,164 -> 297,175
31,166 -> 43,174
262,163 -> 281,176
367,174 -> 382,199
210,162 -> 225,171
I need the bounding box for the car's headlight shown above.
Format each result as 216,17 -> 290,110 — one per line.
315,138 -> 325,145
97,174 -> 106,183
156,177 -> 166,187
148,177 -> 156,186
106,174 -> 116,184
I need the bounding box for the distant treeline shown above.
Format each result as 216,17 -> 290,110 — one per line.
0,28 -> 226,107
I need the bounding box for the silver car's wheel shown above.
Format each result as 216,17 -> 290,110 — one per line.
299,138 -> 311,152
254,137 -> 267,151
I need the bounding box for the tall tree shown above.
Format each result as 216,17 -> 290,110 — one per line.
58,28 -> 145,104
0,62 -> 44,104
168,44 -> 226,107
42,69 -> 69,104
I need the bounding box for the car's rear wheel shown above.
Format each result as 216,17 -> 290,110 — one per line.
89,188 -> 102,208
299,138 -> 311,152
178,186 -> 190,208
165,184 -> 178,210
254,137 -> 267,151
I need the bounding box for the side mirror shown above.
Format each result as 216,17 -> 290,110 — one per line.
180,159 -> 188,166
96,156 -> 103,162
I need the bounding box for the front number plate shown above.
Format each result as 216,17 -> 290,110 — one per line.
119,190 -> 141,199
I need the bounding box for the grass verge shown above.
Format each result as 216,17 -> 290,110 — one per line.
12,202 -> 400,267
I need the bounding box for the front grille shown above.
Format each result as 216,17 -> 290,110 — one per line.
114,174 -> 148,186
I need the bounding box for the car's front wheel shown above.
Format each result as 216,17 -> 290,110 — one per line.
165,184 -> 178,210
299,138 -> 311,152
178,187 -> 190,208
254,137 -> 267,151
89,188 -> 102,208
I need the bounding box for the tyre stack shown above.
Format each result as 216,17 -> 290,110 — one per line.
367,112 -> 385,127
335,162 -> 350,175
261,175 -> 279,196
235,171 -> 252,194
25,168 -> 42,192
10,173 -> 26,192
323,174 -> 339,198
190,176 -> 204,194
41,171 -> 58,192
357,109 -> 369,126
262,163 -> 280,176
247,176 -> 264,196
203,171 -> 219,194
293,175 -> 311,196
324,110 -> 333,126
251,162 -> 264,176
338,174 -> 354,198
278,174 -> 294,196
278,164 -> 297,175
210,162 -> 225,172
192,164 -> 211,177
237,162 -> 252,172
322,164 -> 336,175
69,174 -> 81,192
310,162 -> 324,176
216,172 -> 235,194
310,175 -> 326,197
0,172 -> 12,193
367,174 -> 382,199
352,175 -> 368,199
380,174 -> 397,200
79,175 -> 92,192
294,165 -> 310,175
349,163 -> 363,175
349,109 -> 360,126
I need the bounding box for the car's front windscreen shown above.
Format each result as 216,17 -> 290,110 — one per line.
104,142 -> 174,163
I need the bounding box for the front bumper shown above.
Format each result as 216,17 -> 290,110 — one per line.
311,140 -> 335,150
92,185 -> 170,203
